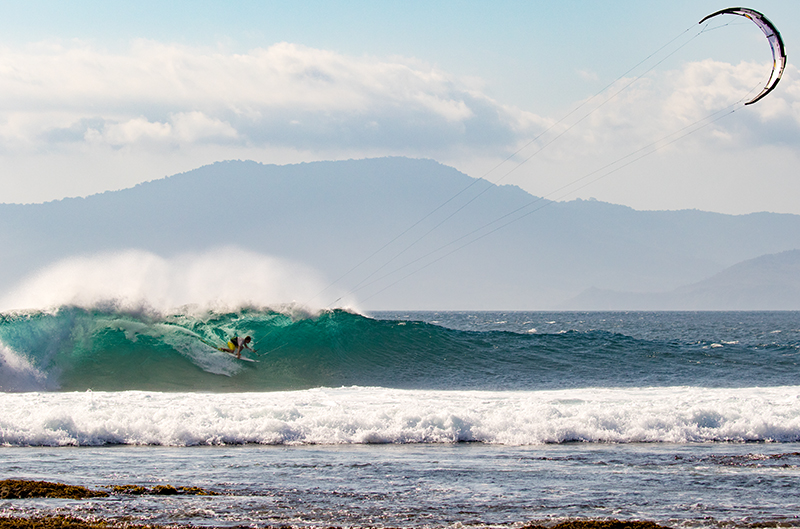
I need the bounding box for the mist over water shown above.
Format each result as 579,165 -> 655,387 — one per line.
0,247 -> 357,313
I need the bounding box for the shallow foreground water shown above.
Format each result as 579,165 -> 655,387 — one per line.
2,442 -> 800,528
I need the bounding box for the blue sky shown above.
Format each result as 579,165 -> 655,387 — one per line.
1,0 -> 798,214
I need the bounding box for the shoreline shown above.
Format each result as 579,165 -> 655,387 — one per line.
0,515 -> 674,529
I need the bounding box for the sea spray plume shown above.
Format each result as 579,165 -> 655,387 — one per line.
0,338 -> 51,391
0,248 -> 359,390
0,247 -> 360,313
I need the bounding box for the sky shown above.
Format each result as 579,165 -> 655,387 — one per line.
1,0 -> 798,215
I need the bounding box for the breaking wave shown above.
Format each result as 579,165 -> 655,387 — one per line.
1,304 -> 799,392
2,386 -> 800,446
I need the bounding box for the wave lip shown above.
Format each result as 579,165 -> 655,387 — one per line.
2,386 -> 799,447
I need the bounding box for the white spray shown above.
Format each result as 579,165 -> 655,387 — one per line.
0,247 -> 359,313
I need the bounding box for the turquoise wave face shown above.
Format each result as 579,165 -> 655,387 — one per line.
1,307 -> 799,392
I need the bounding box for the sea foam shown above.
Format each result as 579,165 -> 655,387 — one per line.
2,386 -> 799,446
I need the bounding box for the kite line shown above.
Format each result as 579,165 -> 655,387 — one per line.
315,8 -> 786,308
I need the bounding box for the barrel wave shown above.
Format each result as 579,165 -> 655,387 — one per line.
1,306 -> 798,392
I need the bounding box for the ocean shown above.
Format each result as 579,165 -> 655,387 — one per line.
1,308 -> 800,527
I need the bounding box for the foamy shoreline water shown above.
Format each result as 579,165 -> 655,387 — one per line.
2,385 -> 799,446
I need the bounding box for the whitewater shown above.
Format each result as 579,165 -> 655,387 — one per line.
2,386 -> 800,446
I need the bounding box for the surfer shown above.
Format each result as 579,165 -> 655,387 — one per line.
220,336 -> 253,359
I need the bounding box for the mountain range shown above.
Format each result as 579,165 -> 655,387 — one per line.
563,249 -> 800,310
1,157 -> 798,310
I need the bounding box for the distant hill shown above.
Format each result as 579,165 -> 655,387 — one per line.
1,157 -> 800,309
564,250 -> 800,310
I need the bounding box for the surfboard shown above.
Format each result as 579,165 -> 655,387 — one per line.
219,349 -> 258,362
236,356 -> 258,363
227,352 -> 257,362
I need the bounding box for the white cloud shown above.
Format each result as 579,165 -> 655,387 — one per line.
485,59 -> 800,215
0,40 -> 526,154
171,111 -> 239,143
513,59 -> 800,162
96,117 -> 172,146
80,112 -> 239,148
0,38 -> 799,213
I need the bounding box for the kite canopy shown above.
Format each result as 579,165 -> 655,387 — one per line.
699,7 -> 787,105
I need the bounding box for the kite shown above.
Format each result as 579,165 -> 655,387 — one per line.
699,7 -> 786,105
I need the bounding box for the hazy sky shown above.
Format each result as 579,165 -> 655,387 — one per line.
1,0 -> 798,214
